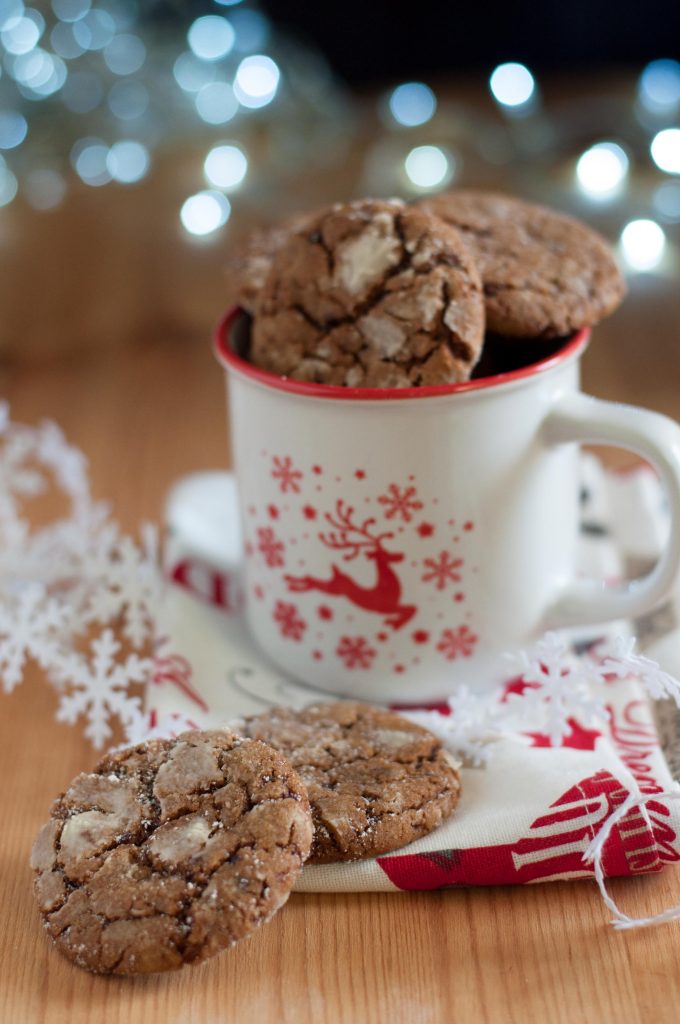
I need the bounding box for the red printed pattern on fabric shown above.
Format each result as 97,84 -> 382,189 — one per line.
377,770 -> 662,889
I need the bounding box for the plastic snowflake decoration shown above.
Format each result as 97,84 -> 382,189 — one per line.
0,402 -> 97,548
377,483 -> 423,523
421,551 -> 463,590
0,583 -> 66,693
36,419 -> 90,509
0,427 -> 45,548
506,632 -> 610,747
0,406 -> 189,750
52,629 -> 150,749
121,710 -> 200,748
271,455 -> 303,494
84,525 -> 162,649
405,684 -> 508,767
601,636 -> 680,705
335,635 -> 377,669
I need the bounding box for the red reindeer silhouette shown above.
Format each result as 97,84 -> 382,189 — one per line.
285,501 -> 416,630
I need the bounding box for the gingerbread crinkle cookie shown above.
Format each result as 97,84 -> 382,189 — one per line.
31,730 -> 313,974
249,198 -> 485,388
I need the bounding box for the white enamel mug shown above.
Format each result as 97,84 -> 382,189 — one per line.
215,309 -> 680,701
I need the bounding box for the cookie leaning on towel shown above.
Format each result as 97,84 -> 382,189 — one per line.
236,702 -> 461,864
31,704 -> 461,974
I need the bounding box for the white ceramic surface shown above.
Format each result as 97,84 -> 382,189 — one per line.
215,311 -> 680,700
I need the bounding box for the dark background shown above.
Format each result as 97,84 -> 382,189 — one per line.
258,1 -> 680,84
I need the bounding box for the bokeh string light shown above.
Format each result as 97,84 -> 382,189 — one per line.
575,142 -> 629,199
0,7 -> 678,270
377,58 -> 677,275
388,82 -> 436,127
0,1 -> 341,228
204,143 -> 248,189
489,62 -> 536,110
404,145 -> 454,190
180,189 -> 231,236
638,58 -> 680,114
651,129 -> 680,175
187,15 -> 235,62
620,219 -> 667,272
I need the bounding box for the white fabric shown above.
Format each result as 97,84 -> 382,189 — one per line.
150,457 -> 680,899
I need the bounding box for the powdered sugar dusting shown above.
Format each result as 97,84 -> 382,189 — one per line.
359,314 -> 406,357
334,222 -> 402,296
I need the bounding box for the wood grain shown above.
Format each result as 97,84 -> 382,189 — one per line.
2,162 -> 680,1024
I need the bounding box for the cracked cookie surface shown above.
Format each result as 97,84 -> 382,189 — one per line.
225,210 -> 320,315
236,703 -> 461,864
249,198 -> 484,387
418,190 -> 626,338
31,730 -> 313,975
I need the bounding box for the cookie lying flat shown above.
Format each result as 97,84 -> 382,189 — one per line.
418,190 -> 625,338
237,703 -> 461,864
31,730 -> 312,975
250,198 -> 485,387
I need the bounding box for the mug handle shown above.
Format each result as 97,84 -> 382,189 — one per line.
541,392 -> 680,629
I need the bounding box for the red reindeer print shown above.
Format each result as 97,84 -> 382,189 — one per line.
285,500 -> 417,630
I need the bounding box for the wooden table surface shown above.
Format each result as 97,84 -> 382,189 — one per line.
2,176 -> 680,1023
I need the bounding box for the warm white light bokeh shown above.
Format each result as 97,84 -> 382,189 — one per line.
388,82 -> 436,127
204,144 -> 248,189
180,190 -> 231,236
489,62 -> 535,107
576,142 -> 629,198
404,144 -> 454,189
651,129 -> 680,175
620,218 -> 667,271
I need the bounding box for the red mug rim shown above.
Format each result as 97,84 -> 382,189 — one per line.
214,307 -> 591,401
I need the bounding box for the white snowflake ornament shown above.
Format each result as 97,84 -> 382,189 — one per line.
0,408 -> 175,749
85,528 -> 162,649
122,710 -> 200,748
505,632 -> 610,746
52,629 -> 150,749
601,636 -> 680,706
0,583 -> 66,693
35,419 -> 90,506
405,684 -> 508,766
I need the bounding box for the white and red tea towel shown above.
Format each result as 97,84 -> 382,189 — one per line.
152,457 -> 680,900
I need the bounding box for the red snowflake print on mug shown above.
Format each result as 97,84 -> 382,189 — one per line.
240,453 -> 477,698
220,307 -> 680,701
